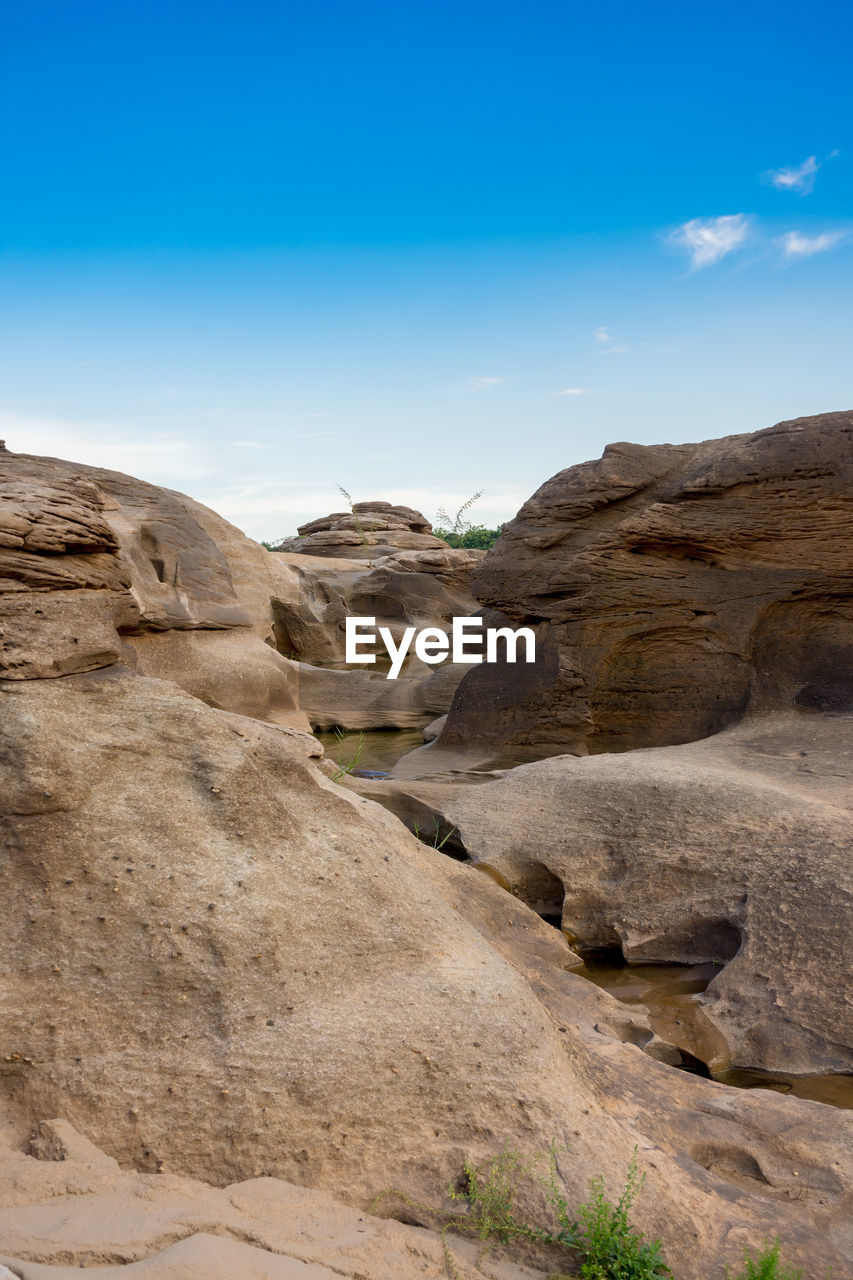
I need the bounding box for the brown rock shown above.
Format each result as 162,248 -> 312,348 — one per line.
0,450 -> 305,726
366,711 -> 853,1076
0,1125 -> 543,1279
437,412 -> 853,765
294,501 -> 443,559
1,668 -> 851,1276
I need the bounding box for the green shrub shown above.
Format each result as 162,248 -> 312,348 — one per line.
372,1145 -> 670,1280
726,1239 -> 803,1280
329,727 -> 365,781
433,523 -> 505,549
433,491 -> 505,549
570,1155 -> 671,1279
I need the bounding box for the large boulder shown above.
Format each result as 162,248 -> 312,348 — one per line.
0,1122 -> 545,1279
0,448 -> 304,725
0,451 -> 482,733
2,666 -> 852,1277
358,710 -> 853,1078
289,500 -> 448,560
428,412 -> 853,768
271,545 -> 486,729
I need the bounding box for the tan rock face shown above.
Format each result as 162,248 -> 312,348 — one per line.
291,501 -> 447,559
1,452 -> 482,731
0,450 -> 306,723
0,666 -> 574,1195
267,542 -> 485,730
2,667 -> 852,1276
367,712 -> 853,1077
436,413 -> 853,764
0,1127 -> 547,1280
0,469 -> 137,678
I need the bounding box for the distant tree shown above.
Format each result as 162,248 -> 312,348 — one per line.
433,491 -> 504,550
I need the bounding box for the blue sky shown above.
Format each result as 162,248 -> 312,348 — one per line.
1,0 -> 850,538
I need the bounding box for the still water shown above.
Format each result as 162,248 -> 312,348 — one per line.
571,952 -> 853,1110
312,727 -> 426,775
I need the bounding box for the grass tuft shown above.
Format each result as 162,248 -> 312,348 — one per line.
725,1239 -> 804,1280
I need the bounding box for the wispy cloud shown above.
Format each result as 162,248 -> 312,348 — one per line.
0,410 -> 191,466
462,376 -> 505,391
761,155 -> 820,195
667,214 -> 751,269
593,326 -> 629,354
295,430 -> 338,438
554,387 -> 590,396
777,229 -> 846,259
229,440 -> 270,449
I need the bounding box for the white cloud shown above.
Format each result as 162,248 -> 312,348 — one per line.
463,376 -> 505,391
667,214 -> 751,269
554,387 -> 590,396
593,326 -> 629,354
229,440 -> 270,449
0,410 -> 190,467
777,229 -> 846,259
295,431 -> 338,438
761,155 -> 820,195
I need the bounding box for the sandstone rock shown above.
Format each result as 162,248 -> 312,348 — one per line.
292,501 -> 446,559
1,667 -> 851,1276
269,551 -> 482,672
363,711 -> 853,1077
423,714 -> 446,741
0,665 -> 581,1199
0,452 -> 481,732
434,412 -> 853,766
295,655 -> 471,730
0,450 -> 305,728
29,1118 -> 120,1170
0,470 -> 138,678
265,543 -> 484,729
0,1126 -> 544,1280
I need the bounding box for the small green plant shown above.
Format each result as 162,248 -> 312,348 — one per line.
371,1145 -> 669,1280
448,1147 -> 558,1245
726,1239 -> 803,1280
336,483 -> 381,563
568,1153 -> 670,1279
435,490 -> 484,539
434,491 -> 506,550
412,817 -> 456,851
330,727 -> 365,781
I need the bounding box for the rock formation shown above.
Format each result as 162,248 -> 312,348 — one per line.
356,710 -> 853,1077
0,452 -> 482,733
288,500 -> 448,559
423,412 -> 853,768
2,443 -> 852,1279
0,1121 -> 546,1278
274,544 -> 485,729
0,450 -> 303,724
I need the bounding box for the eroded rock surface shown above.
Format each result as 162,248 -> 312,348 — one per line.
358,712 -> 853,1077
0,450 -> 303,724
2,669 -> 852,1275
430,412 -> 853,767
288,500 -> 448,559
273,548 -> 485,729
2,445 -> 853,1279
0,1123 -> 545,1280
0,452 -> 482,732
